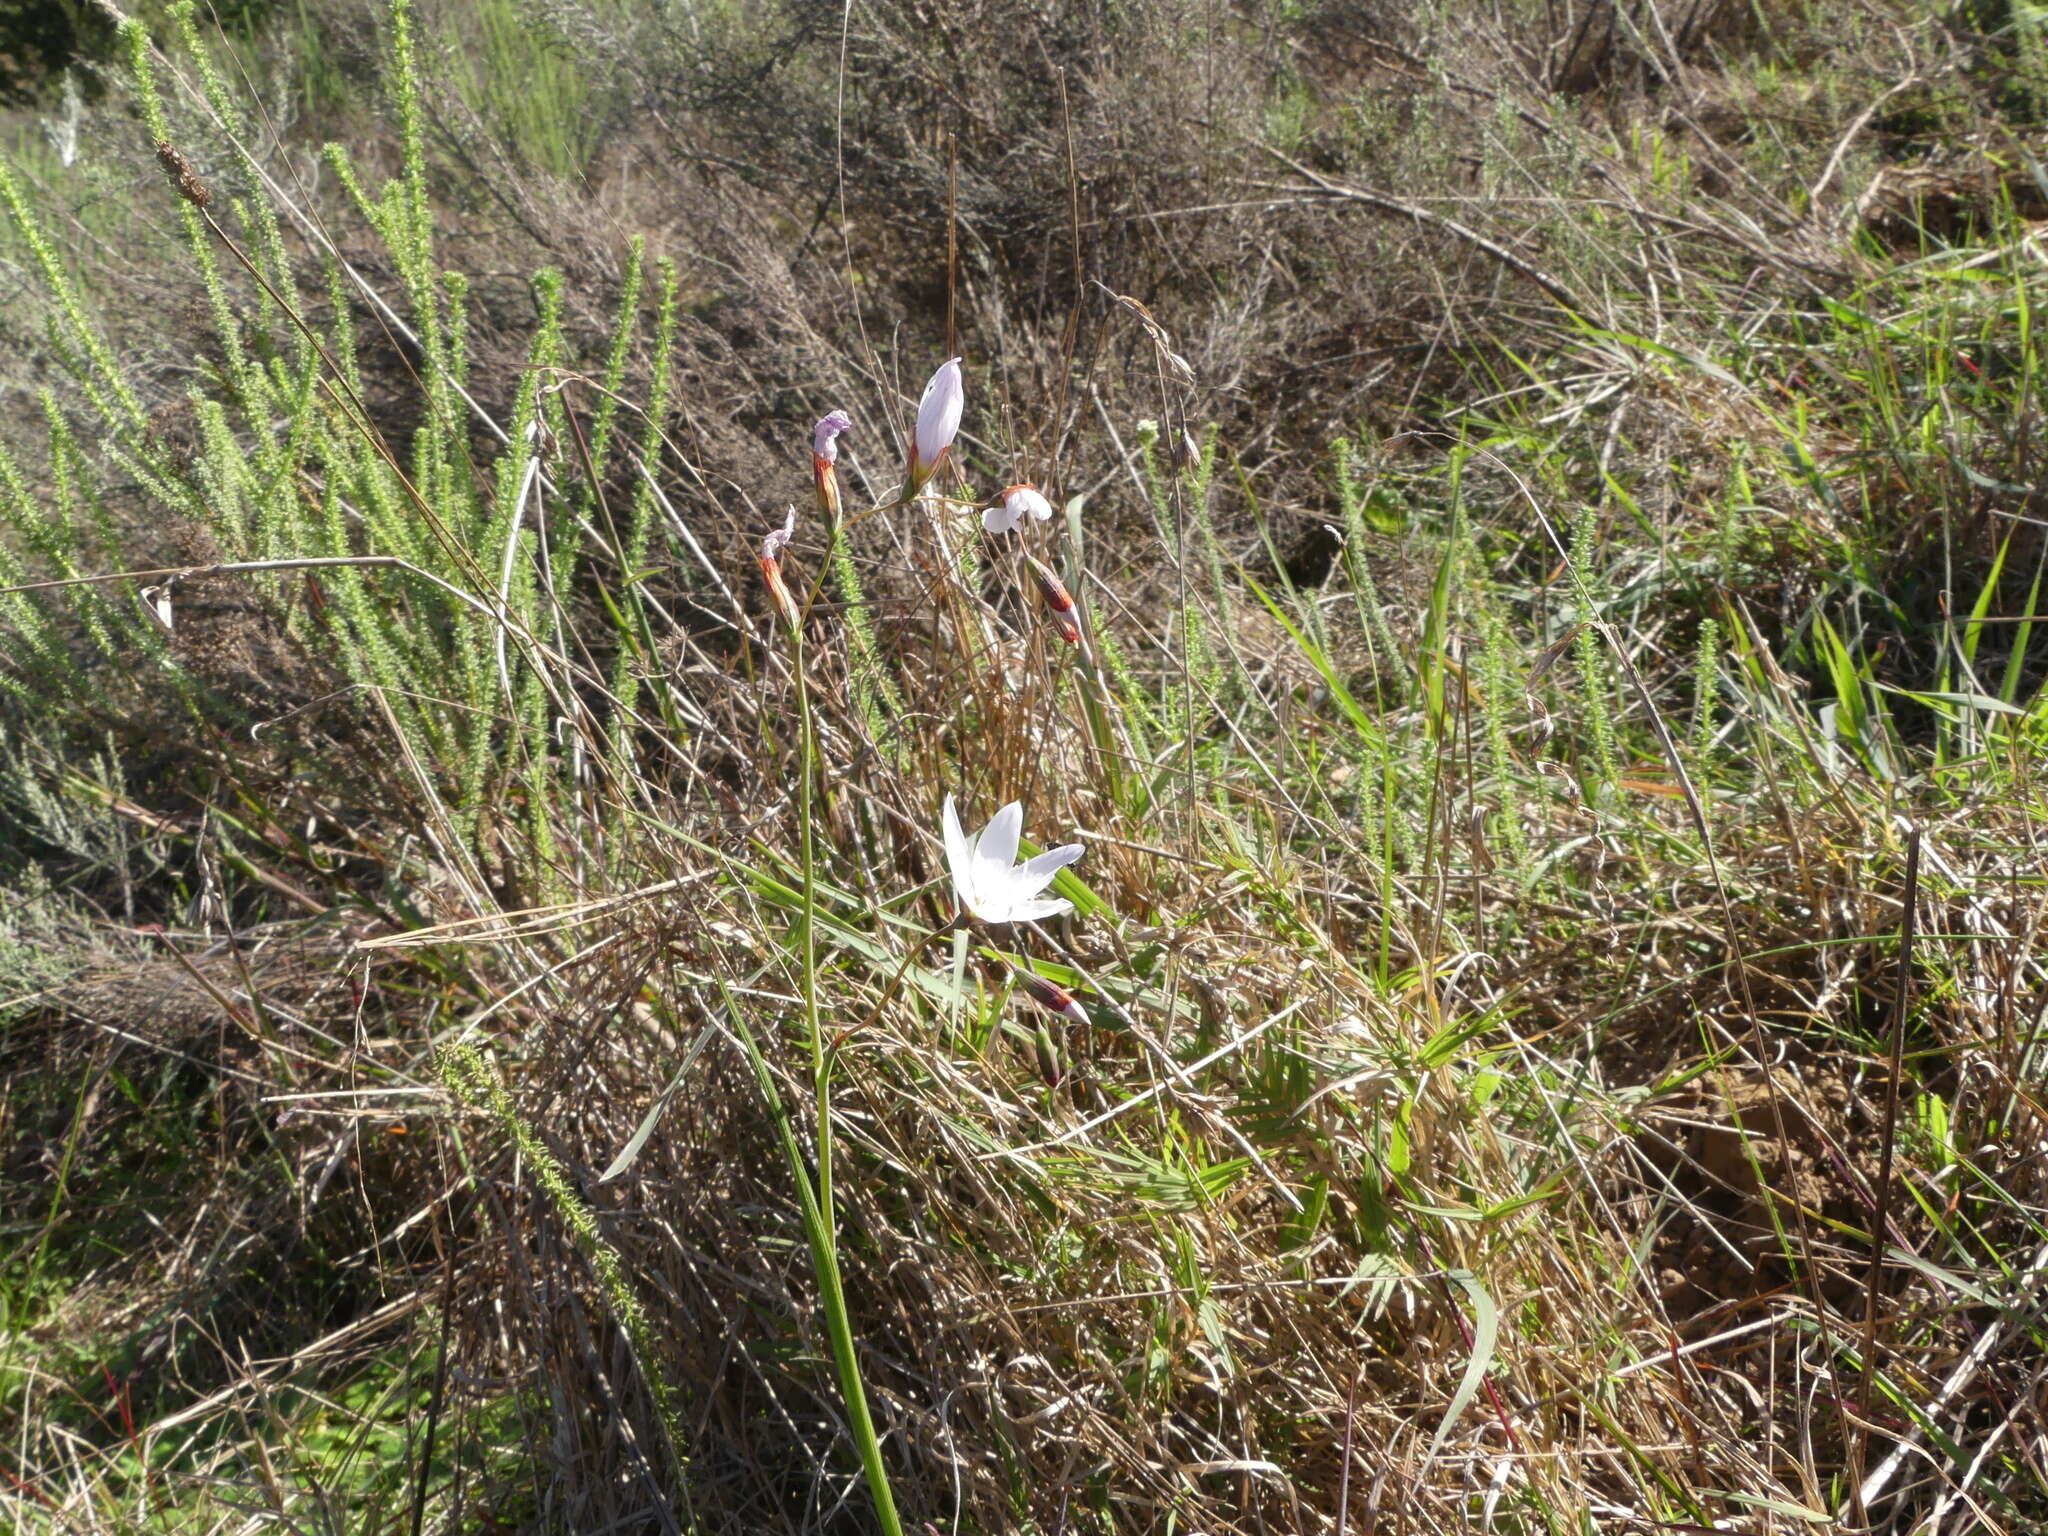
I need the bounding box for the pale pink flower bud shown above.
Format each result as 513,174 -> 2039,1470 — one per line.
812,410 -> 852,464
983,483 -> 1054,535
908,357 -> 963,489
759,507 -> 798,627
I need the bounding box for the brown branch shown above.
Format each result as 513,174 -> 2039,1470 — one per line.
1261,144 -> 1591,315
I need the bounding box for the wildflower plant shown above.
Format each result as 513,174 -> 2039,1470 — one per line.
7,7 -> 2028,1536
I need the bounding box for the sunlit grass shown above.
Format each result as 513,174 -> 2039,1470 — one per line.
3,0 -> 2048,1532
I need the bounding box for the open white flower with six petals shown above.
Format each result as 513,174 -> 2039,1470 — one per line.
941,794 -> 1083,924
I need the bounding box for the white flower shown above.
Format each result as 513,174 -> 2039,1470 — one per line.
941,794 -> 1083,925
909,357 -> 964,487
983,483 -> 1054,535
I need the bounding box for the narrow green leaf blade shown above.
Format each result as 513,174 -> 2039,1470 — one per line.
1427,1269 -> 1499,1460
599,1022 -> 717,1183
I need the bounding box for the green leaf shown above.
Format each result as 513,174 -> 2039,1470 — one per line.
1575,323 -> 1741,387
1877,684 -> 2026,717
1427,1270 -> 1498,1461
1418,520 -> 1458,740
1479,1182 -> 1564,1222
599,1021 -> 717,1183
1962,529 -> 2014,668
1917,1091 -> 1953,1166
1240,568 -> 1379,740
1997,547 -> 2046,707
1712,1491 -> 1830,1522
1283,1173 -> 1329,1252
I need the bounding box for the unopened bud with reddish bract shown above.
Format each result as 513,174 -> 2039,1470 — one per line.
759,556 -> 797,627
812,410 -> 851,522
1018,970 -> 1090,1027
1033,1023 -> 1065,1087
759,507 -> 798,628
1026,555 -> 1081,645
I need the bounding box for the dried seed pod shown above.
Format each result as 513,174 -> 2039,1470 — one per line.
155,141 -> 211,208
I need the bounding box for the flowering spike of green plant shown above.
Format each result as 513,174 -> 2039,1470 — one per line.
1690,617 -> 1723,769
812,409 -> 904,749
585,237 -> 644,492
1569,505 -> 1618,803
386,0 -> 433,276
0,161 -> 147,439
1475,601 -> 1531,878
607,257 -> 680,765
125,23 -> 261,417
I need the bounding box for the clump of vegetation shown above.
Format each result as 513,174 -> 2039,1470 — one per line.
5,1 -> 2048,1532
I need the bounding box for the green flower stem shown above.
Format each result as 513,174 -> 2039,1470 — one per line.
784,621 -> 905,1536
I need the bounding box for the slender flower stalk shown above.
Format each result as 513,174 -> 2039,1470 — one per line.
907,358 -> 963,493
755,542 -> 905,1536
